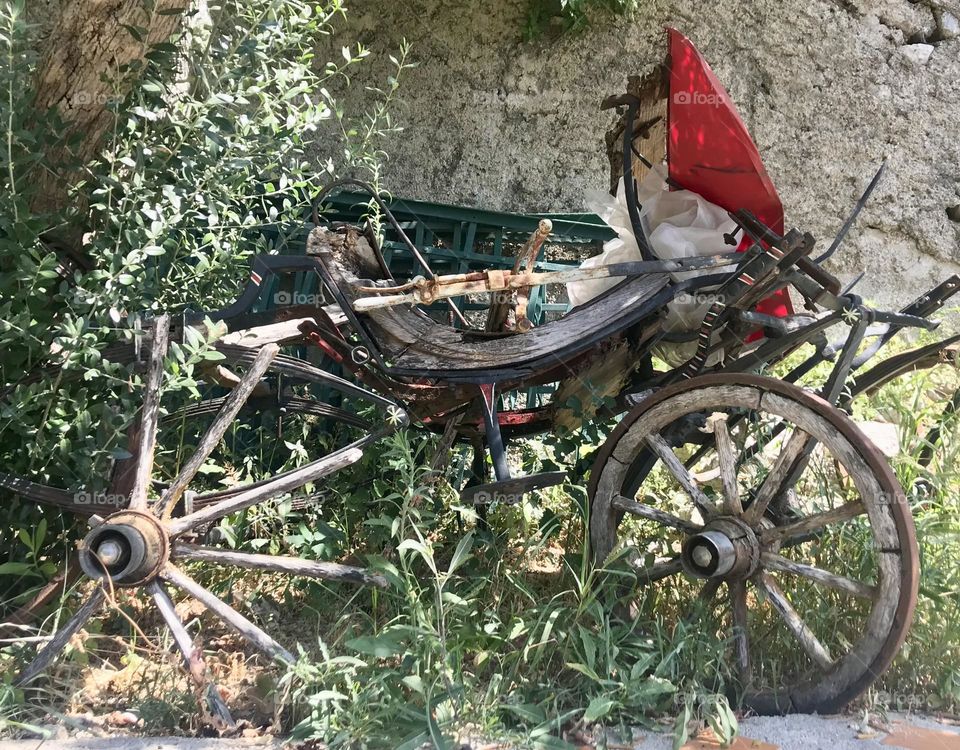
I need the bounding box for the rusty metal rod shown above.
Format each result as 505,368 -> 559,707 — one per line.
352,254 -> 741,312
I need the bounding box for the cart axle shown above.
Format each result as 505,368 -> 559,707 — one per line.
681,517 -> 759,580
78,510 -> 170,587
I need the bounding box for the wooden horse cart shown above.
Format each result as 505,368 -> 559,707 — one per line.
4,29 -> 960,723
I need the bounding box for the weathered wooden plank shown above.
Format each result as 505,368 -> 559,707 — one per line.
219,307 -> 346,348
173,543 -> 387,588
128,315 -> 170,509
155,344 -> 279,519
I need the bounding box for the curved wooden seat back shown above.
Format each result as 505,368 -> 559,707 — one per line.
308,226 -> 673,384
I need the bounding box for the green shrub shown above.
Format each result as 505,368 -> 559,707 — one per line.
0,0 -> 408,610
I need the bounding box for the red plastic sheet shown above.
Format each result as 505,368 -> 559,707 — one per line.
665,28 -> 792,319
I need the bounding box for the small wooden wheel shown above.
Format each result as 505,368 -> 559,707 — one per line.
588,373 -> 918,714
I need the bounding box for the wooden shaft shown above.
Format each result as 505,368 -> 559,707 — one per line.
611,494 -> 701,534
148,581 -> 235,729
128,315 -> 170,509
173,543 -> 387,588
645,433 -> 718,518
155,344 -> 279,519
165,446 -> 363,536
15,585 -> 105,686
743,428 -> 812,525
352,255 -> 739,311
706,413 -> 743,515
757,572 -> 834,670
759,500 -> 866,546
630,556 -> 683,583
730,579 -> 752,685
761,552 -> 875,599
161,563 -> 294,663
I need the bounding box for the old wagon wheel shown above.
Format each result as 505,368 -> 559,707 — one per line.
589,373 -> 918,714
4,315 -> 402,727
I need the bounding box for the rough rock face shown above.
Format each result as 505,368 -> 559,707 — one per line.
323,0 -> 960,308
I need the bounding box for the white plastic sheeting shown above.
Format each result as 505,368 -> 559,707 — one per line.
567,171 -> 739,365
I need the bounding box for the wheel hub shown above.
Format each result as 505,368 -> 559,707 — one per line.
79,510 -> 169,587
681,516 -> 759,580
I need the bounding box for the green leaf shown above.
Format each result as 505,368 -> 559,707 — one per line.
503,702 -> 546,724
394,732 -> 430,750
344,632 -> 404,658
446,529 -> 473,576
0,562 -> 38,576
582,695 -> 616,723
673,700 -> 692,750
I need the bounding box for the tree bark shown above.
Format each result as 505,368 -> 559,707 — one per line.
32,0 -> 189,217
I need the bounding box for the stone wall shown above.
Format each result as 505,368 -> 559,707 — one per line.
323,0 -> 960,308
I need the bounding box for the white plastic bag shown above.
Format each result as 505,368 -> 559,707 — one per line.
566,171 -> 738,365
566,178 -> 645,308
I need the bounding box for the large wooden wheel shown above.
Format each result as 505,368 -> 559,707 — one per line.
588,374 -> 918,714
3,316 -> 400,727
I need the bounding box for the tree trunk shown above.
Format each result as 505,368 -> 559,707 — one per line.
32,0 -> 188,219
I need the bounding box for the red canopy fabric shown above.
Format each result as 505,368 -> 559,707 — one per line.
665,28 -> 792,318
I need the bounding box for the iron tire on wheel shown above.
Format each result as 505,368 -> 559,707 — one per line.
588,373 -> 918,715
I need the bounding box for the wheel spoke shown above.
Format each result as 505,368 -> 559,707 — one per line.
744,428 -> 812,525
161,563 -> 294,663
15,586 -> 105,686
165,445 -> 365,536
148,582 -> 235,729
630,556 -> 683,583
172,543 -> 388,588
611,494 -> 702,534
129,314 -> 171,510
730,579 -> 751,685
630,555 -> 684,583
154,344 -> 279,520
761,552 -> 875,599
0,473 -> 94,514
757,572 -> 834,671
706,413 -> 742,515
759,500 -> 866,546
645,433 -> 718,517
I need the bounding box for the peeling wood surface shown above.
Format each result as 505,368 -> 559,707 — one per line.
308,226 -> 669,377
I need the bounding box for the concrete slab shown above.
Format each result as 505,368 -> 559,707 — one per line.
0,713 -> 956,750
